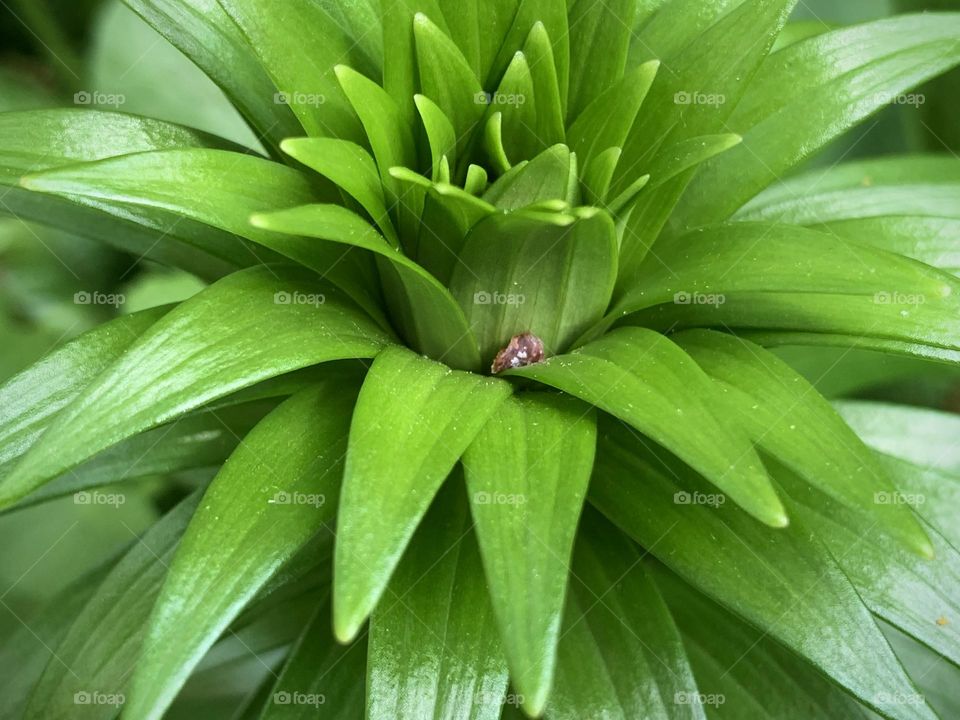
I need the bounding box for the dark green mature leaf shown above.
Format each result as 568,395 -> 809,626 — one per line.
612,224 -> 960,354
463,393 -> 595,716
217,0 -> 368,142
481,144 -> 570,209
0,306 -> 169,481
735,156 -> 960,274
673,329 -> 933,556
280,137 -> 399,247
615,0 -> 796,277
592,421 -> 937,720
676,13 -> 960,228
334,346 -> 511,642
0,563 -> 113,720
3,265 -> 389,503
0,110 -> 241,279
773,463 -> 960,671
566,0 -> 636,121
250,204 -> 481,371
9,401 -> 270,511
123,0 -> 303,155
450,207 -> 617,362
652,564 -> 874,720
549,512 -> 706,720
20,148 -> 383,315
124,383 -> 355,720
368,480 -> 508,720
23,493 -> 199,720
508,328 -> 787,527
260,601 -> 366,720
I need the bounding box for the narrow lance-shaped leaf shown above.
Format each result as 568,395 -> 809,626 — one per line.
507,327 -> 787,527
259,600 -> 367,720
675,12 -> 960,229
0,306 -> 169,481
334,346 -> 511,642
250,204 -> 481,371
673,329 -> 933,556
23,493 -> 200,720
124,382 -> 357,720
463,393 -> 596,716
566,0 -> 636,121
591,420 -> 937,720
367,479 -> 508,720
2,265 -> 389,503
651,563 -> 875,720
548,510 -> 707,720
123,0 -> 303,155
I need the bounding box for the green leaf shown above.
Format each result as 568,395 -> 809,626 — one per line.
653,563 -> 874,720
735,156 -> 960,274
566,60 -> 659,169
382,0 -> 450,127
489,50 -> 540,162
582,147 -> 622,206
122,0 -> 303,155
449,207 -> 617,363
124,382 -> 356,720
414,12 -> 485,159
367,480 -> 508,720
2,265 -> 389,504
676,12 -> 960,228
333,346 -> 511,642
612,223 -> 960,355
335,64 -> 420,238
250,204 -> 480,371
0,563 -> 112,720
834,401 -> 960,475
566,0 -> 636,121
463,393 -> 596,715
23,493 -> 200,720
0,306 -> 169,477
747,331 -> 960,367
437,0 -> 518,85
883,620 -> 960,720
592,421 -> 937,720
673,329 -> 933,557
20,147 -> 383,316
260,601 -> 366,720
481,144 -> 570,209
0,110 -> 241,279
507,327 -> 787,527
217,0 -> 369,141
487,0 -> 569,112
415,94 -> 458,181
772,462 -> 960,672
548,511 -> 706,720
9,401 -> 270,511
280,137 -> 399,247
519,21 -> 565,152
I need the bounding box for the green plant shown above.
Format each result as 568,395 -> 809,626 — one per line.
2,0 -> 960,718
